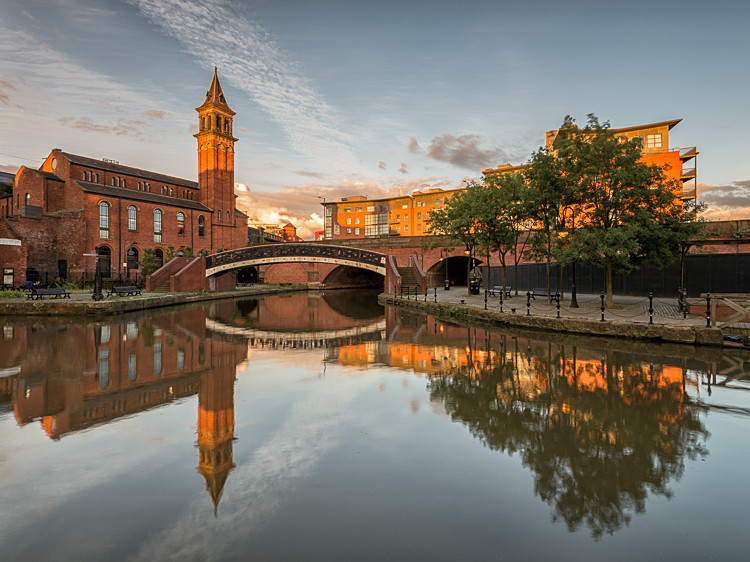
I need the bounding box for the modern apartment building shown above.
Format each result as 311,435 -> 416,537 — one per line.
322,188 -> 461,240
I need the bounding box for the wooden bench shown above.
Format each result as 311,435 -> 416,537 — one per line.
106,286 -> 141,297
28,288 -> 70,300
489,286 -> 512,297
529,288 -> 550,300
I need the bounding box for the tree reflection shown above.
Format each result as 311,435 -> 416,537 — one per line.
428,341 -> 709,538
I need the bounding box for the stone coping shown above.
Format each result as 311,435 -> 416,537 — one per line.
0,285 -> 308,317
379,292 -> 725,347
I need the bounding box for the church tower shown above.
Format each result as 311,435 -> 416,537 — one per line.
195,68 -> 238,252
196,342 -> 237,514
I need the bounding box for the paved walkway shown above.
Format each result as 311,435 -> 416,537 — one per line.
405,287 -> 711,328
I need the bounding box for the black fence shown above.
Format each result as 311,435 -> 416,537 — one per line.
482,253 -> 750,299
8,268 -> 144,290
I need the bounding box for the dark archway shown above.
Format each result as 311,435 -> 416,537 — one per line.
237,266 -> 258,284
97,246 -> 111,279
154,249 -> 164,268
322,265 -> 384,288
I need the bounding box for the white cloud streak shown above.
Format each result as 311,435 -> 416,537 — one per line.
129,0 -> 356,167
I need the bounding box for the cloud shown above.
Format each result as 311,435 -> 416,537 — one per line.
129,0 -> 357,167
58,116 -> 149,137
294,170 -> 327,179
378,161 -> 386,170
141,109 -> 168,120
399,163 -> 408,174
409,133 -> 526,170
697,180 -> 750,220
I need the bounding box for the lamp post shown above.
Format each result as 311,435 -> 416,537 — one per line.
317,196 -> 327,240
92,246 -> 103,301
124,240 -> 132,282
440,249 -> 450,290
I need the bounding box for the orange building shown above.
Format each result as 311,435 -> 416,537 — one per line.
485,118 -> 698,206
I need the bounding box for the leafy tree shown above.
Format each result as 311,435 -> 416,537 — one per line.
428,184 -> 486,294
165,245 -> 175,261
139,247 -> 158,276
550,114 -> 704,305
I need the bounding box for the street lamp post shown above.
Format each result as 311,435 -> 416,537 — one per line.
93,246 -> 103,301
440,249 -> 450,290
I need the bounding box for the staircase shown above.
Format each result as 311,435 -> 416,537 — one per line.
151,279 -> 171,294
397,266 -> 421,295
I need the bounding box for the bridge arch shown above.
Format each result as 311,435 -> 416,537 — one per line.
205,243 -> 387,278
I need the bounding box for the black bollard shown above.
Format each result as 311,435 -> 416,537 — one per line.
526,291 -> 531,316
706,293 -> 711,328
424,288 -> 428,302
649,292 -> 654,325
434,287 -> 437,303
600,292 -> 605,322
484,287 -> 488,310
556,291 -> 560,319
499,288 -> 503,313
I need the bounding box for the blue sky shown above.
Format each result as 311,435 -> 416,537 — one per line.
2,0 -> 749,236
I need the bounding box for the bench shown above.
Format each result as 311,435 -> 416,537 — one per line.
106,286 -> 141,297
489,286 -> 512,298
27,288 -> 70,300
529,288 -> 550,300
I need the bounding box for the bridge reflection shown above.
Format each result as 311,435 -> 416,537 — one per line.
1,294 -> 748,532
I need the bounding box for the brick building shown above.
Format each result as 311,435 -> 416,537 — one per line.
0,68 -> 247,287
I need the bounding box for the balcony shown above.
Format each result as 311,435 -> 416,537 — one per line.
681,167 -> 696,180
680,187 -> 697,200
678,146 -> 698,160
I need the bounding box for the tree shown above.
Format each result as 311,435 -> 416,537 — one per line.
139,248 -> 158,277
428,183 -> 486,295
483,172 -> 534,295
550,114 -> 704,306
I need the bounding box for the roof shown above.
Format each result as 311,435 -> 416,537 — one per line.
37,170 -> 64,182
75,180 -> 213,212
609,119 -> 682,134
59,151 -> 199,189
196,67 -> 235,115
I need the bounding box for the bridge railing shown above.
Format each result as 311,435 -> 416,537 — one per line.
385,254 -> 401,294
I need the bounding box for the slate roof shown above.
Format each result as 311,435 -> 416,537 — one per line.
75,180 -> 213,212
60,151 -> 199,189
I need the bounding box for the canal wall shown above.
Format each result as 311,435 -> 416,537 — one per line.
379,293 -> 725,347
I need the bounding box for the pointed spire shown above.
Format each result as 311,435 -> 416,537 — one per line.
196,67 -> 234,115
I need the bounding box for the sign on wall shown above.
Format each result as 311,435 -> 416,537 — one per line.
0,238 -> 22,246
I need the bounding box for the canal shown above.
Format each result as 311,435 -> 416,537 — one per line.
1,289 -> 749,560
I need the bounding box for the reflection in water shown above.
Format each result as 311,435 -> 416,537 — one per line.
2,293 -> 750,544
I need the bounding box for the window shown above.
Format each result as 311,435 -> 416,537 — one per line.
128,205 -> 137,231
355,228 -> 360,235
227,211 -> 230,223
99,202 -> 110,239
417,212 -> 421,219
346,228 -> 351,235
645,133 -> 662,149
418,224 -> 422,231
177,212 -> 185,235
346,218 -> 351,225
154,209 -> 162,243
198,216 -> 205,237
404,214 -> 408,220
355,217 -> 360,224
343,208 -> 350,213
154,342 -> 162,375
98,349 -> 109,389
128,353 -> 137,381
355,207 -> 362,212
24,193 -> 30,206
404,225 -> 409,232
417,201 -> 425,207
367,205 -> 374,212
435,198 -> 443,205
217,210 -> 222,222
402,204 -> 408,209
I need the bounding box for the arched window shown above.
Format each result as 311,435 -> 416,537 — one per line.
99,202 -> 110,239
227,211 -> 230,223
154,248 -> 164,268
154,209 -> 162,243
128,205 -> 137,231
217,115 -> 222,131
24,193 -> 30,206
198,216 -> 205,237
217,209 -> 222,222
200,117 -> 205,130
177,212 -> 185,235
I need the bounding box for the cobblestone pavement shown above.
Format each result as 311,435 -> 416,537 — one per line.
402,287 -> 710,327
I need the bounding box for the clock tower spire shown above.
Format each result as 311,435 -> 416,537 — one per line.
195,67 -> 238,252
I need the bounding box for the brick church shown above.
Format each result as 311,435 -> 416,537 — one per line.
0,69 -> 248,287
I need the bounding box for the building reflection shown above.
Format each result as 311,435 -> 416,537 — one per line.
0,308 -> 246,512
1,295 -> 747,532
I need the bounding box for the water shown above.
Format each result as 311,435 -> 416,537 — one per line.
1,289 -> 749,561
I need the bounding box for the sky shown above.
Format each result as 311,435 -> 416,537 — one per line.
1,0 -> 749,238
